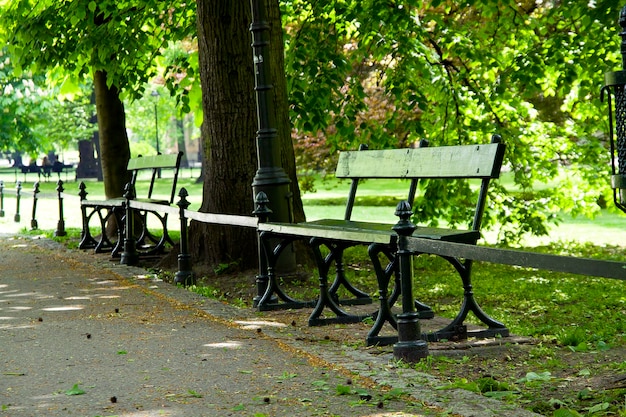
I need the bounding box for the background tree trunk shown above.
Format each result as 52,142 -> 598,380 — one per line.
269,0 -> 306,225
93,70 -> 131,198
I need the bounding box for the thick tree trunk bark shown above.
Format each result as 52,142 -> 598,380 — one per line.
192,0 -> 259,268
191,0 -> 304,269
268,0 -> 306,224
93,70 -> 131,198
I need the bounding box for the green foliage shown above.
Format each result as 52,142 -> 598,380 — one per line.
336,384 -> 352,395
161,41 -> 201,117
1,0 -> 196,101
517,371 -> 553,384
0,49 -> 44,152
124,83 -> 199,154
557,328 -> 589,349
0,48 -> 92,155
64,383 -> 85,396
283,0 -> 622,241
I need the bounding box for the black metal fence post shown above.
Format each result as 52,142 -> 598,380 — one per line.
253,191 -> 273,306
120,183 -> 138,266
174,188 -> 194,286
392,201 -> 429,362
0,180 -> 5,217
77,182 -> 96,248
30,182 -> 40,230
55,180 -> 67,237
14,181 -> 21,223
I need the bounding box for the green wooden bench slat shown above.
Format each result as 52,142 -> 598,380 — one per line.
335,143 -> 504,179
127,153 -> 181,170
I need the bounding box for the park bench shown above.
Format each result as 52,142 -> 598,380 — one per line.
50,161 -> 74,181
78,152 -> 183,257
256,135 -> 508,345
19,165 -> 42,181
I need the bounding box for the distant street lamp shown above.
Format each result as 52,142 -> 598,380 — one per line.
151,90 -> 161,178
151,90 -> 161,154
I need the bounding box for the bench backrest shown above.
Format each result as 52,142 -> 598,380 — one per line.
127,152 -> 183,203
335,135 -> 505,231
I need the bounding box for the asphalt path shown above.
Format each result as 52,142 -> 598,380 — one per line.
0,235 -> 540,417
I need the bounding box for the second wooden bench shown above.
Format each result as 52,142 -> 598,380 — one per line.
78,152 -> 183,257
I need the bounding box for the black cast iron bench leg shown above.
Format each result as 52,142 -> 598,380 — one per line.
327,244 -> 373,306
135,211 -> 172,255
426,256 -> 509,342
95,207 -> 121,254
381,248 -> 435,320
308,238 -> 370,326
366,242 -> 398,346
255,232 -> 315,311
78,206 -> 99,250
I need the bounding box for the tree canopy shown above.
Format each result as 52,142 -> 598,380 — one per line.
0,48 -> 94,158
282,0 -> 623,242
1,0 -> 624,246
2,0 -> 196,99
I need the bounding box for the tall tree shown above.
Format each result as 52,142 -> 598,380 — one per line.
194,0 -> 257,267
192,0 -> 304,268
2,0 -> 195,197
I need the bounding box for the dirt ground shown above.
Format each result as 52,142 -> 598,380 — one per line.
155,263 -> 626,416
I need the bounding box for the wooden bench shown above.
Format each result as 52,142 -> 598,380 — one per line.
256,136 -> 508,345
78,152 -> 183,257
50,161 -> 73,181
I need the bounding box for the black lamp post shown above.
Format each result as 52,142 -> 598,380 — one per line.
151,90 -> 161,178
249,0 -> 294,269
602,6 -> 626,213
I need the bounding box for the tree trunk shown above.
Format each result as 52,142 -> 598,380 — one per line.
192,0 -> 258,269
268,0 -> 306,224
75,139 -> 100,179
93,70 -> 131,198
191,0 -> 303,269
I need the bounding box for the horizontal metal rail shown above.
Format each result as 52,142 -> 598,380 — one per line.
404,237 -> 626,280
8,183 -> 623,282
183,209 -> 258,228
128,200 -> 258,228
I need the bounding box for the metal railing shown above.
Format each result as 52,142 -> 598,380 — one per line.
0,179 -> 77,236
4,180 -> 625,362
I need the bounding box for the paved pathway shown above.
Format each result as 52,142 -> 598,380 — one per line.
0,235 -> 540,417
